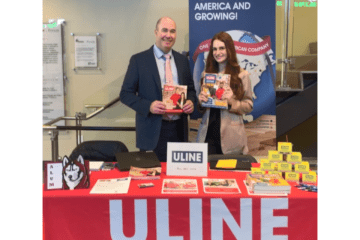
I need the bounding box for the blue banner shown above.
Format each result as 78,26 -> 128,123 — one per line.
189,0 -> 276,122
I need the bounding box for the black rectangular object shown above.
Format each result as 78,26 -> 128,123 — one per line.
208,154 -> 257,171
115,152 -> 161,171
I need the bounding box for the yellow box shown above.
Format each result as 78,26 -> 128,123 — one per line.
302,172 -> 317,183
295,162 -> 309,174
268,150 -> 283,162
286,152 -> 302,163
260,162 -> 275,171
278,142 -> 292,153
278,162 -> 292,172
285,172 -> 300,182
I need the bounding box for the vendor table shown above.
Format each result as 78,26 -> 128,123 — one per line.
43,163 -> 317,240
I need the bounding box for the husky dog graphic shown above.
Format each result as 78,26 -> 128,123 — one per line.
62,155 -> 90,190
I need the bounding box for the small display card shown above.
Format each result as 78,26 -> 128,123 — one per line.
285,172 -> 300,182
44,162 -> 63,190
167,142 -> 208,177
278,142 -> 292,154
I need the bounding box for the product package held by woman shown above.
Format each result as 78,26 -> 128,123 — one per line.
196,31 -> 253,155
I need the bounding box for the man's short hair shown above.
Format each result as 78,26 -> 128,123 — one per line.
155,18 -> 163,30
155,16 -> 174,30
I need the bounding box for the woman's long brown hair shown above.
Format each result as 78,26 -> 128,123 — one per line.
205,31 -> 244,100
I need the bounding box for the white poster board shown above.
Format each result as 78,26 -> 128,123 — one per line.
43,23 -> 65,125
166,142 -> 208,177
74,36 -> 97,67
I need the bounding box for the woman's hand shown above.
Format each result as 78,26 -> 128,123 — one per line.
222,87 -> 234,101
198,91 -> 208,103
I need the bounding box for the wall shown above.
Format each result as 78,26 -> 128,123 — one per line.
43,0 -> 189,160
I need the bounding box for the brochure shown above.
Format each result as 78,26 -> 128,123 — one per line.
162,179 -> 198,194
129,166 -> 161,180
90,177 -> 131,194
201,73 -> 230,109
162,85 -> 188,113
202,179 -> 241,194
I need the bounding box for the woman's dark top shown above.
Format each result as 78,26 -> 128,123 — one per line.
205,108 -> 223,154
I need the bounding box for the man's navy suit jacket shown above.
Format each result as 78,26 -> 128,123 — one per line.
120,46 -> 196,150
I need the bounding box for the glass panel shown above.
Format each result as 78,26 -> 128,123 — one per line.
276,0 -> 317,90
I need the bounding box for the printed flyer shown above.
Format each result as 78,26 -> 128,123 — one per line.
202,179 -> 241,194
162,179 -> 198,194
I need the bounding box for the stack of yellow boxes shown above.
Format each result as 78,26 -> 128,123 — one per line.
251,142 -> 317,184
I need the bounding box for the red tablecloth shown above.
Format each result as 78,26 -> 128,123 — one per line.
43,163 -> 317,240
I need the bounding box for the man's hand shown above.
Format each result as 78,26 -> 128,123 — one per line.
183,100 -> 194,114
150,100 -> 166,114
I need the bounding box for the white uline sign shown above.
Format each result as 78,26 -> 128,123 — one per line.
167,143 -> 208,176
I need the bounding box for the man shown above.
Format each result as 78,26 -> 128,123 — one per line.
120,17 -> 196,162
215,81 -> 225,100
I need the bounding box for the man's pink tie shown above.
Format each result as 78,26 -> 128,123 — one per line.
164,54 -> 174,85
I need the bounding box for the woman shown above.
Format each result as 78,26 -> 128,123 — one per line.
175,92 -> 186,109
196,31 -> 253,155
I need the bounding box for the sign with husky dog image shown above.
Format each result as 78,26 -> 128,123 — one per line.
62,155 -> 90,190
44,155 -> 90,190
